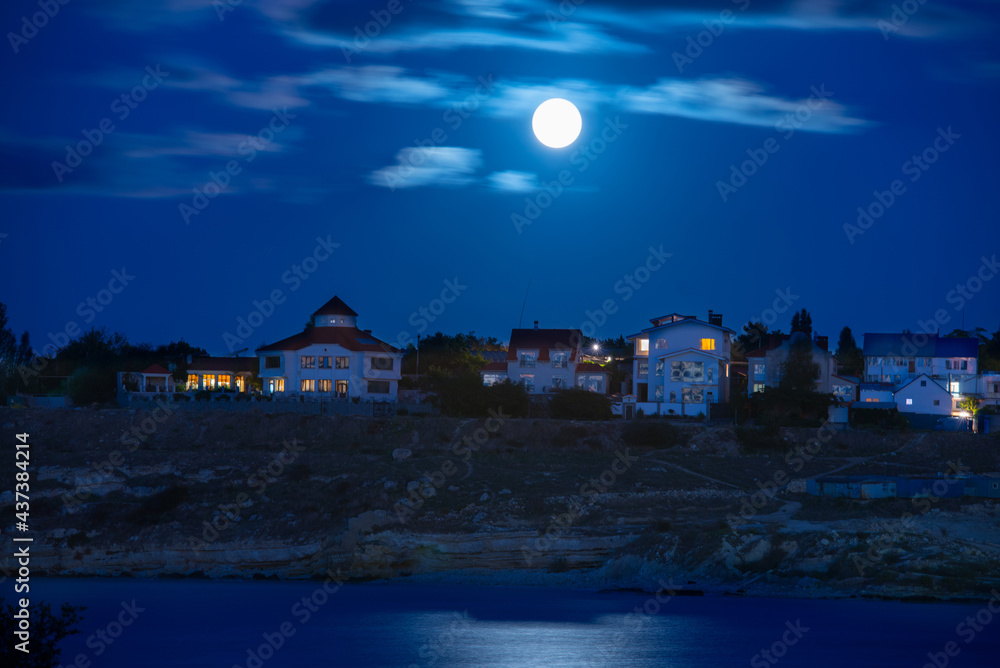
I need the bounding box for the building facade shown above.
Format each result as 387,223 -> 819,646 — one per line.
256,296 -> 403,401
745,332 -> 855,400
627,311 -> 734,415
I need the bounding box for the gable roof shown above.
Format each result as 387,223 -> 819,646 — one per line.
862,333 -> 978,358
895,374 -> 949,395
628,316 -> 735,339
507,328 -> 581,361
256,327 -> 400,354
312,296 -> 358,317
653,348 -> 728,362
141,363 -> 170,375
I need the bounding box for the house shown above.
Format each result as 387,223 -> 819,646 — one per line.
627,310 -> 734,415
862,333 -> 978,390
745,331 -> 855,400
137,364 -> 175,393
256,296 -> 404,401
479,322 -> 607,393
184,357 -> 257,393
861,333 -> 979,412
893,374 -> 952,416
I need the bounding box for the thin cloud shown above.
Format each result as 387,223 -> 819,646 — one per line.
487,170 -> 540,193
368,147 -> 482,190
619,78 -> 870,133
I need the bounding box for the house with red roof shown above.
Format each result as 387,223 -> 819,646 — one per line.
480,322 -> 609,394
255,296 -> 403,401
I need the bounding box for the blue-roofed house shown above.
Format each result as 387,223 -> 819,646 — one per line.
861,333 -> 978,413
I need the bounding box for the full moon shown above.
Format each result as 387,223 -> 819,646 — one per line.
532,98 -> 582,149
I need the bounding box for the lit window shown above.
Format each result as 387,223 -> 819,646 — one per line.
301,379 -> 315,392
187,373 -> 198,388
203,374 -> 216,389
753,383 -> 765,393
301,356 -> 316,369
236,377 -> 245,392
265,356 -> 280,369
335,380 -> 348,397
335,356 -> 350,369
700,338 -> 716,351
218,374 -> 231,389
268,378 -> 285,393
949,382 -> 959,394
318,379 -> 331,392
639,339 -> 649,353
906,398 -> 913,405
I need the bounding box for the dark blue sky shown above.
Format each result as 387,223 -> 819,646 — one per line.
2,0 -> 999,356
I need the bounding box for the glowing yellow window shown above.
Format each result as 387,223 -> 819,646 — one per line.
700,338 -> 716,351
639,339 -> 649,353
187,374 -> 198,388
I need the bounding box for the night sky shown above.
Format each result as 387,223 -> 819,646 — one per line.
2,0 -> 999,356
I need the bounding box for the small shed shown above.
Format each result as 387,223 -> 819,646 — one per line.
895,475 -> 966,499
964,475 -> 1000,499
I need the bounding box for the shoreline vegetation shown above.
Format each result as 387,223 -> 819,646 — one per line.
3,407 -> 999,605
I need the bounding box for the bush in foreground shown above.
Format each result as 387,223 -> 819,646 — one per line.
549,388 -> 612,420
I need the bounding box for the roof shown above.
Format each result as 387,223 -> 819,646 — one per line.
507,328 -> 581,361
141,364 -> 170,375
480,361 -> 507,372
256,327 -> 400,354
311,296 -> 358,317
831,375 -> 858,385
862,333 -> 978,358
628,316 -> 735,339
895,374 -> 949,394
187,357 -> 258,373
575,362 -> 607,374
860,382 -> 896,390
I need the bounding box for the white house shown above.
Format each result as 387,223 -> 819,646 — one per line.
745,332 -> 855,400
627,311 -> 734,416
861,333 -> 979,413
894,375 -> 952,416
256,296 -> 404,401
479,323 -> 609,394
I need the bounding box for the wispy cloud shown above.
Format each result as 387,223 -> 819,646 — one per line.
487,170 -> 539,192
618,78 -> 869,133
368,147 -> 482,190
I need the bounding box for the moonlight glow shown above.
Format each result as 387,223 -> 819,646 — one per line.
532,98 -> 582,149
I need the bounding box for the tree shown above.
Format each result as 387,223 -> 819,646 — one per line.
790,309 -> 813,336
780,334 -> 820,393
734,320 -> 768,359
835,326 -> 864,377
0,302 -> 17,397
0,600 -> 84,666
549,388 -> 612,420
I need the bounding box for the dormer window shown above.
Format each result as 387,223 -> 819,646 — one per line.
520,352 -> 537,368
551,352 -> 567,368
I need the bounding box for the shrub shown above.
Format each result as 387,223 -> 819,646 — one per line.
216,394 -> 231,402
549,388 -> 612,420
194,390 -> 213,402
173,392 -> 190,402
67,366 -> 117,405
622,420 -> 687,448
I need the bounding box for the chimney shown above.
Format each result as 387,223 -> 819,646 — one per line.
708,310 -> 723,327
534,320 -> 539,330
816,335 -> 829,351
